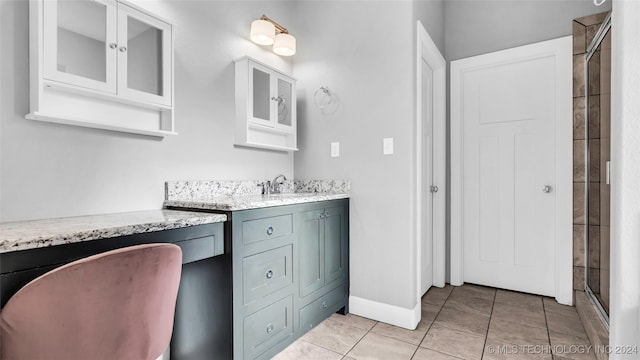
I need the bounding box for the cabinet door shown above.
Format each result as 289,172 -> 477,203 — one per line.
117,3 -> 172,106
324,206 -> 347,285
43,0 -> 117,93
249,62 -> 275,127
298,209 -> 324,298
274,76 -> 296,132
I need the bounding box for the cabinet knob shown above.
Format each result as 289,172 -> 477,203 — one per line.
119,46 -> 127,53
266,323 -> 274,334
322,300 -> 328,309
265,269 -> 274,279
109,43 -> 117,49
266,226 -> 274,235
542,185 -> 553,193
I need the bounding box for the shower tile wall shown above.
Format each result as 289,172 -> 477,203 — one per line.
572,12 -> 608,293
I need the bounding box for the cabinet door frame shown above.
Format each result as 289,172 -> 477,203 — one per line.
248,61 -> 276,128
42,0 -> 118,93
323,205 -> 347,286
116,3 -> 173,106
273,74 -> 296,133
298,208 -> 325,298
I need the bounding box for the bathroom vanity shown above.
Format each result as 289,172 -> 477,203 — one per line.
0,181 -> 350,360
165,190 -> 350,360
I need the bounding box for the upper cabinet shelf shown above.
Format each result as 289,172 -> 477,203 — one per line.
27,0 -> 175,137
235,57 -> 297,152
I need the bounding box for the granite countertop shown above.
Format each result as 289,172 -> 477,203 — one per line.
164,192 -> 350,211
0,210 -> 227,253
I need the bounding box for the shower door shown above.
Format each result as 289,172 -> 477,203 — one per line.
585,14 -> 611,321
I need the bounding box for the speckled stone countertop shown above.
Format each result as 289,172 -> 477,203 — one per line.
164,179 -> 351,211
164,192 -> 350,211
0,210 -> 227,253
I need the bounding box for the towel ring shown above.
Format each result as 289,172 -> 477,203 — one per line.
314,86 -> 333,109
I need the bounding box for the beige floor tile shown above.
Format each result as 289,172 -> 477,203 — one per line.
495,290 -> 543,312
347,332 -> 417,360
487,318 -> 549,346
483,339 -> 553,360
413,347 -> 465,360
422,285 -> 454,306
370,318 -> 431,346
421,323 -> 486,360
450,284 -> 496,301
443,295 -> 494,317
545,310 -> 588,339
433,306 -> 490,336
491,301 -> 547,329
301,317 -> 368,355
543,298 -> 578,316
272,339 -> 343,360
422,302 -> 442,322
549,331 -> 596,360
330,313 -> 377,331
343,357 -> 357,360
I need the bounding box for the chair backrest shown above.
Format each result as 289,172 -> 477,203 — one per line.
1,243 -> 182,360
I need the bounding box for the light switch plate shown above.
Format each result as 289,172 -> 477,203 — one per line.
331,142 -> 340,157
383,138 -> 394,155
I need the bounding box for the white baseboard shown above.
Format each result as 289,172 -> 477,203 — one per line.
349,296 -> 421,330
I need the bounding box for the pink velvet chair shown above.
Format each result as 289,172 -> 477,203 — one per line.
0,243 -> 182,360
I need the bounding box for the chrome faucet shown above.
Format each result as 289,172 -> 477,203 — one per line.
271,174 -> 287,194
257,180 -> 272,195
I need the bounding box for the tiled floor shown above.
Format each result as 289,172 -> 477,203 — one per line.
273,284 -> 595,360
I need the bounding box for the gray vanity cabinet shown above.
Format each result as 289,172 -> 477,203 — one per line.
229,199 -> 349,360
296,203 -> 348,332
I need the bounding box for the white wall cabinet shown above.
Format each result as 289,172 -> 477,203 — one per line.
235,57 -> 297,152
28,0 -> 175,137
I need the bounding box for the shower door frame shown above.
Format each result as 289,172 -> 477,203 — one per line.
584,11 -> 612,328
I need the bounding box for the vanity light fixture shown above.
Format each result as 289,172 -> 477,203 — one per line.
249,15 -> 296,56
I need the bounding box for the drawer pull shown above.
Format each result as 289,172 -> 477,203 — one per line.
265,270 -> 274,279
266,226 -> 274,236
266,323 -> 274,334
322,300 -> 328,309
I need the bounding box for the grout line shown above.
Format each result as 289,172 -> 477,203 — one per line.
409,288 -> 450,359
479,288 -> 497,360
542,297 -> 555,357
340,318 -> 378,358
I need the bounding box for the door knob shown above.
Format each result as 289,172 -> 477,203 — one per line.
430,185 -> 439,193
542,185 -> 553,193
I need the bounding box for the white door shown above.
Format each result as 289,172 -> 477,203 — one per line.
421,58 -> 434,296
451,37 -> 573,299
416,20 -> 446,303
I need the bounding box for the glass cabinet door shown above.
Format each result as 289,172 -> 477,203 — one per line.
275,77 -> 295,131
249,64 -> 274,126
117,3 -> 172,106
43,0 -> 117,93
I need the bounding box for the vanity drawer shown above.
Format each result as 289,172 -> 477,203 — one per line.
242,214 -> 293,245
243,245 -> 293,305
299,285 -> 345,331
244,295 -> 293,360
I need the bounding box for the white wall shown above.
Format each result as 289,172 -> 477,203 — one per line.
445,0 -> 611,60
0,0 -> 295,222
292,0 -> 444,327
414,0 -> 445,55
609,1 -> 640,357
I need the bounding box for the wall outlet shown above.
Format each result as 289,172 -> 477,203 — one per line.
331,142 -> 340,157
383,138 -> 394,155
